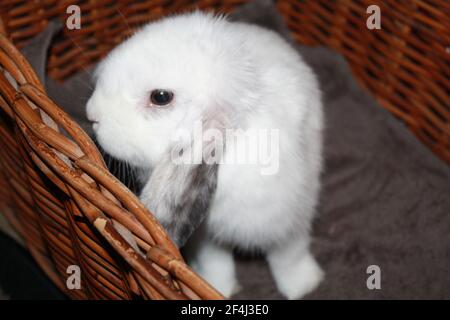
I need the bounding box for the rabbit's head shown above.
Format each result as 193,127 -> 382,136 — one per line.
86,12 -> 259,168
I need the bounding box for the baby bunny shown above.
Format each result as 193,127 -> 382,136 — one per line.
86,11 -> 324,299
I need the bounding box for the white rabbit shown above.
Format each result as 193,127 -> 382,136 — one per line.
86,11 -> 324,299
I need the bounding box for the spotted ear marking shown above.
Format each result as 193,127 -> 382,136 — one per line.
141,132 -> 224,247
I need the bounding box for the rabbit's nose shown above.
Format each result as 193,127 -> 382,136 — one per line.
86,103 -> 99,123
86,107 -> 100,132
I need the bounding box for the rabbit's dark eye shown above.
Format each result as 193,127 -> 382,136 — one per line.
150,89 -> 174,106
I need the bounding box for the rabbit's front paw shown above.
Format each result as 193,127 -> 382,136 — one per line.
191,259 -> 241,298
205,271 -> 241,298
188,240 -> 240,298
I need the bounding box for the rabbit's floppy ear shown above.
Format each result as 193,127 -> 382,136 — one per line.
139,115 -> 225,247
142,160 -> 219,247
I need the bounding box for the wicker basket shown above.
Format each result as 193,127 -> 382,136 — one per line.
0,0 -> 448,300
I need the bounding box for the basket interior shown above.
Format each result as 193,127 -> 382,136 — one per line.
0,0 -> 448,300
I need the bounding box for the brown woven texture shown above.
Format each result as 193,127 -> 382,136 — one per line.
278,0 -> 450,164
0,0 -> 251,300
0,0 -> 448,300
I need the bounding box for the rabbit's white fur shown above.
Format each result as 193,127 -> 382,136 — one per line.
87,12 -> 324,299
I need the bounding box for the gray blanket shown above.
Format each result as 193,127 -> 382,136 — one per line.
17,0 -> 450,299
